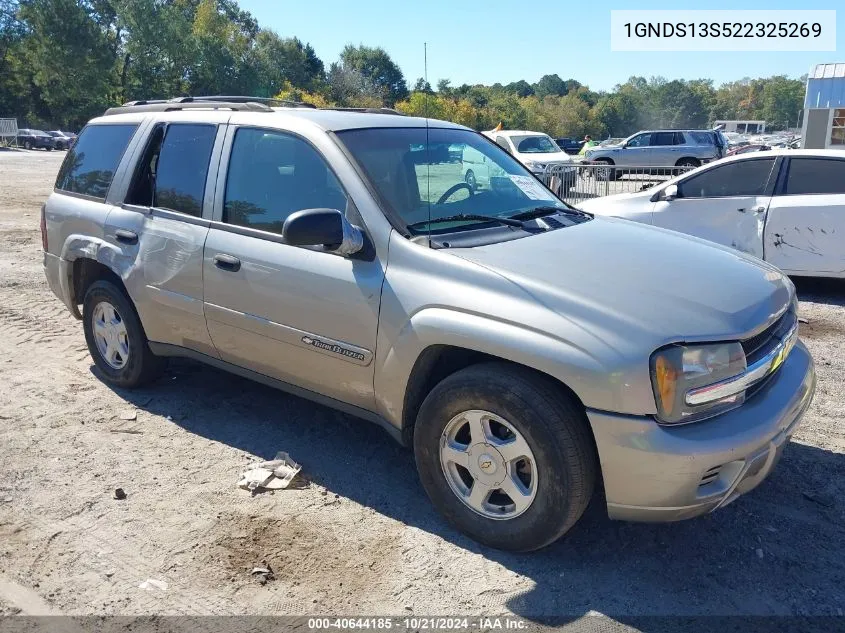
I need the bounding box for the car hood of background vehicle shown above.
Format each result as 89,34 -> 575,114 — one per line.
577,191 -> 652,214
516,151 -> 572,164
450,216 -> 792,350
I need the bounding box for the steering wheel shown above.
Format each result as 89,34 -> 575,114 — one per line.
437,182 -> 474,205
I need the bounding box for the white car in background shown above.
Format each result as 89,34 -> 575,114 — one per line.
578,149 -> 845,278
479,129 -> 576,192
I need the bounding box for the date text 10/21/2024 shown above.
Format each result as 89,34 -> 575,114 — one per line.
306,617 -> 529,630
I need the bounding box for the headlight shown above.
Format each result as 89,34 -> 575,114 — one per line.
650,342 -> 746,424
524,161 -> 544,171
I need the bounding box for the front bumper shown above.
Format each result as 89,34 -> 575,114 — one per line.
589,340 -> 816,522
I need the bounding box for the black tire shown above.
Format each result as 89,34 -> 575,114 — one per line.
46,146 -> 53,151
594,159 -> 619,181
23,140 -> 31,150
465,169 -> 477,191
82,280 -> 166,388
675,157 -> 700,169
413,362 -> 597,552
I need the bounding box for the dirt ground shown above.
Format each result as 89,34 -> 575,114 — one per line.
1,149 -> 844,627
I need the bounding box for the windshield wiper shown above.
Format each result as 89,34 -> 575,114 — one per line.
407,214 -> 526,230
510,205 -> 592,221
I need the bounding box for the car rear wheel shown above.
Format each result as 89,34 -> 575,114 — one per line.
82,280 -> 166,388
413,362 -> 597,552
23,140 -> 31,150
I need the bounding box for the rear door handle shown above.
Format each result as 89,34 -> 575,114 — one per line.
213,253 -> 241,272
737,206 -> 766,214
114,229 -> 138,245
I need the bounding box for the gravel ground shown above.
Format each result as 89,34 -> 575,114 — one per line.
1,149 -> 844,628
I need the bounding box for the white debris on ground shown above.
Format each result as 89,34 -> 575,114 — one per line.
237,452 -> 302,492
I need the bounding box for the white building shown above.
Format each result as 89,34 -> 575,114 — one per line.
802,62 -> 845,149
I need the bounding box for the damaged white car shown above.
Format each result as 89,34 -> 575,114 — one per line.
578,150 -> 845,278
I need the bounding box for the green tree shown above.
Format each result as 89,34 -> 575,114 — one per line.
533,73 -> 566,99
17,0 -> 115,127
337,44 -> 408,106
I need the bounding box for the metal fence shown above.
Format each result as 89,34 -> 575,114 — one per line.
0,118 -> 18,147
541,163 -> 696,206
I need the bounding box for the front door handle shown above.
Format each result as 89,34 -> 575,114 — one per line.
752,206 -> 766,213
114,229 -> 138,245
213,253 -> 241,272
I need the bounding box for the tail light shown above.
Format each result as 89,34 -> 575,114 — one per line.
40,204 -> 48,252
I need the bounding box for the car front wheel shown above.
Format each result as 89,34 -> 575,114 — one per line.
413,362 -> 597,552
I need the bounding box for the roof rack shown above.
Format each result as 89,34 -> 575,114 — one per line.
327,107 -> 406,116
103,96 -> 407,117
103,95 -> 317,116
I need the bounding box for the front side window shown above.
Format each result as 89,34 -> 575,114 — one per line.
785,158 -> 845,195
513,135 -> 560,154
223,127 -> 347,235
626,133 -> 649,147
337,127 -> 574,234
56,124 -> 138,199
677,158 -> 776,198
673,132 -> 687,145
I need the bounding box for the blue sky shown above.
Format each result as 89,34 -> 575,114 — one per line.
238,0 -> 843,91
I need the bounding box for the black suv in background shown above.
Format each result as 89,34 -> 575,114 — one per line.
554,137 -> 583,155
17,129 -> 55,150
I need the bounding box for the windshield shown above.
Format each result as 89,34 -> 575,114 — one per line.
336,127 -> 568,234
512,135 -> 560,154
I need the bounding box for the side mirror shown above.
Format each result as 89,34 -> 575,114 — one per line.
282,208 -> 364,257
663,184 -> 679,202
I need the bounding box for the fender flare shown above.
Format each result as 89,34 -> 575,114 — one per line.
373,307 -> 613,431
58,235 -> 132,317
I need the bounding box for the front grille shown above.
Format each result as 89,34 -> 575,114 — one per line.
741,306 -> 797,365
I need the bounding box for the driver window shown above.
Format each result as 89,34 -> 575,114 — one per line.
626,134 -> 649,147
223,127 -> 347,235
676,158 -> 776,198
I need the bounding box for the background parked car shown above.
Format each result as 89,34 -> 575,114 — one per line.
726,143 -> 772,156
16,129 -> 55,150
583,129 -> 728,177
554,137 -> 584,155
578,149 -> 845,278
482,129 -> 577,191
47,130 -> 75,149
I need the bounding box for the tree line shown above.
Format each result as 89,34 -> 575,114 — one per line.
1,0 -> 806,136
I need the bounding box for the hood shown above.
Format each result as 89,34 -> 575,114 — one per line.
516,151 -> 571,165
449,216 -> 792,349
577,190 -> 652,214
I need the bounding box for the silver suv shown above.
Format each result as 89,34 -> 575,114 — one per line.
586,129 -> 728,174
42,97 -> 815,551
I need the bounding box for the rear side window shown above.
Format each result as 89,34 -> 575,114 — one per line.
785,158 -> 845,195
650,132 -> 675,146
688,131 -> 712,145
677,158 -> 776,198
673,132 -> 686,145
154,124 -> 217,216
55,124 -> 137,199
